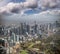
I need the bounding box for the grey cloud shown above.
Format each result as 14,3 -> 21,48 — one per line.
39,9 -> 60,16
38,0 -> 60,9
0,0 -> 60,15
0,0 -> 37,15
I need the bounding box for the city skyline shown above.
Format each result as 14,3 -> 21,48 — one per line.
0,1 -> 60,54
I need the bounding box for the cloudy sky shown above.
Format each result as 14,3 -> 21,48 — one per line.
0,0 -> 60,24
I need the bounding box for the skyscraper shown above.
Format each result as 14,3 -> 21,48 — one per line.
34,21 -> 38,34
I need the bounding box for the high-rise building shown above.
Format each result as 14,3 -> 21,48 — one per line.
26,24 -> 30,34
20,23 -> 25,35
34,21 -> 38,34
0,25 -> 4,35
